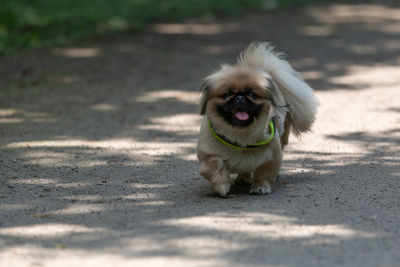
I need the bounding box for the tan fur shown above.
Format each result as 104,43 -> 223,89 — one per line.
197,42 -> 317,197
281,115 -> 291,149
199,154 -> 231,196
251,139 -> 282,194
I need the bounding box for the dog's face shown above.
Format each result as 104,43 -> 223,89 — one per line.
201,66 -> 274,128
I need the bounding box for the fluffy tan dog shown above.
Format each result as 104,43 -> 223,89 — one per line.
197,42 -> 317,197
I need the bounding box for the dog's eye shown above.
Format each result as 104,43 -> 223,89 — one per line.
247,91 -> 257,98
221,91 -> 233,99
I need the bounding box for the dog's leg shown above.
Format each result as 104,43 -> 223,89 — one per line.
281,115 -> 291,150
250,144 -> 282,195
199,155 -> 230,197
235,172 -> 252,186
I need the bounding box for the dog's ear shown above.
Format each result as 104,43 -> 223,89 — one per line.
199,80 -> 211,115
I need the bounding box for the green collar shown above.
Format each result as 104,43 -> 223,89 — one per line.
208,119 -> 275,151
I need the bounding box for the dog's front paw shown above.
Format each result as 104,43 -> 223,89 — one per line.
214,182 -> 231,197
249,182 -> 272,195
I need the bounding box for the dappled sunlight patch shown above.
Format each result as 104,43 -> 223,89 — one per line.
0,109 -> 56,124
177,153 -> 197,162
130,142 -> 195,157
7,178 -> 60,185
0,224 -> 103,238
55,75 -> 81,85
90,103 -> 117,111
327,66 -> 400,89
17,151 -> 130,168
135,90 -> 199,105
308,4 -> 400,24
59,194 -> 170,206
309,83 -> 399,156
6,177 -> 93,190
20,151 -> 82,166
148,114 -> 200,126
300,25 -> 335,37
160,212 -> 378,243
1,203 -> 36,211
6,139 -> 194,151
288,133 -> 365,155
55,182 -> 94,188
30,117 -> 56,123
6,139 -> 138,149
292,57 -> 318,69
51,47 -> 101,58
0,118 -> 24,123
5,138 -> 195,167
54,204 -> 106,215
313,86 -> 400,138
0,108 -> 19,116
370,22 -> 400,34
138,201 -> 172,206
166,237 -> 243,257
128,182 -> 172,190
130,236 -> 244,259
138,114 -> 200,134
201,45 -> 238,55
159,212 -> 297,229
121,193 -> 157,200
324,130 -> 400,160
381,40 -> 400,52
301,70 -> 324,80
151,22 -> 239,35
346,44 -> 384,55
0,248 -> 198,267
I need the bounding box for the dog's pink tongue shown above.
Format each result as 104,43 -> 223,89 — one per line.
234,111 -> 249,121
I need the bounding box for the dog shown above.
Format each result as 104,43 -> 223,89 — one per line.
197,42 -> 317,197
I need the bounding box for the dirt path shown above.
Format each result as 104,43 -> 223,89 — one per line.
1,2 -> 400,266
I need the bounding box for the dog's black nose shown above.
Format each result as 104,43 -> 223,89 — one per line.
235,95 -> 246,104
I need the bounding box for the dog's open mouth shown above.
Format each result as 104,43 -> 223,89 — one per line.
234,111 -> 250,121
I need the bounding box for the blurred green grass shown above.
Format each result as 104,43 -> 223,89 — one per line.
0,0 -> 320,53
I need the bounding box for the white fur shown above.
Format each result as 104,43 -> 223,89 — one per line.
239,42 -> 318,134
249,182 -> 272,195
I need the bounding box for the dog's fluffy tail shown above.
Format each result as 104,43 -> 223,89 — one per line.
238,42 -> 318,135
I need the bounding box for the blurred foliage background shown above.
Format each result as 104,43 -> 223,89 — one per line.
0,0 -> 321,53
